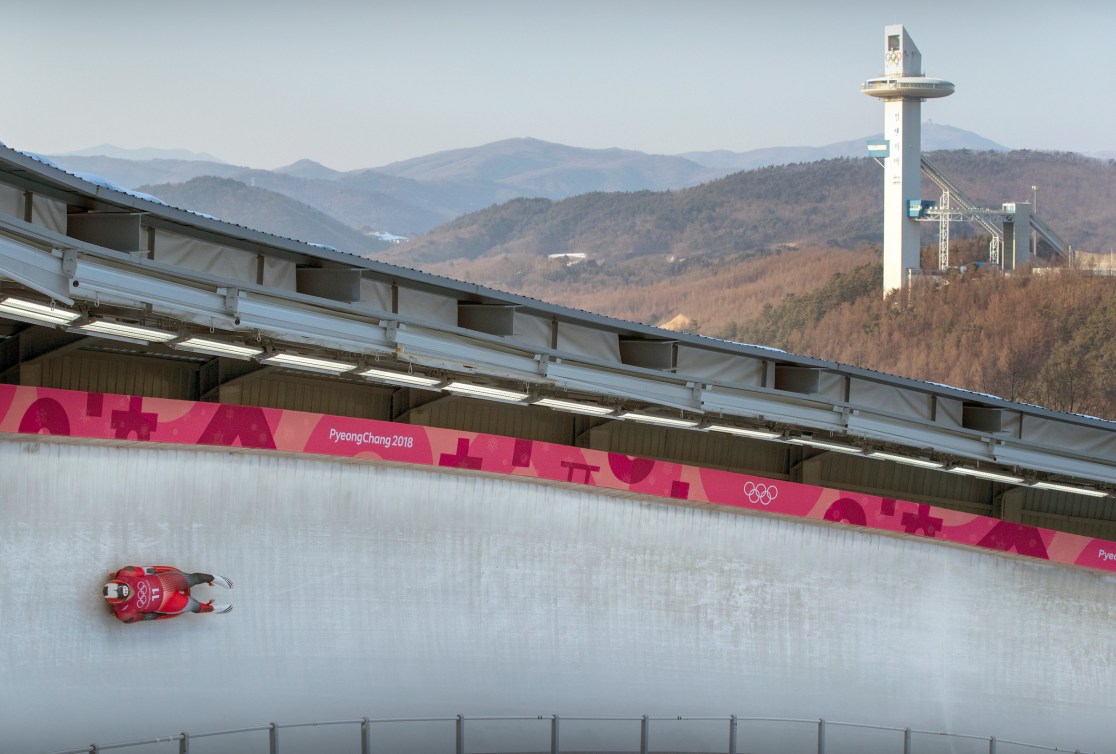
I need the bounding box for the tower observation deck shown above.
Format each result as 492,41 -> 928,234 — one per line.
861,76 -> 955,100
862,25 -> 954,295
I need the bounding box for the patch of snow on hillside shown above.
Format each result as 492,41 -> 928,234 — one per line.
548,252 -> 588,266
369,231 -> 408,244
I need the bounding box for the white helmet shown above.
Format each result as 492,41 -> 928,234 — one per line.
103,581 -> 131,604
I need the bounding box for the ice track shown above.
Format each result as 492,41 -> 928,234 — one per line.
3,437 -> 1115,753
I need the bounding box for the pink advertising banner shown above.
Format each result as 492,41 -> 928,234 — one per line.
2,383 -> 1114,574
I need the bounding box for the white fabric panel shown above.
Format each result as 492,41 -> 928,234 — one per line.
817,371 -> 845,401
1024,416 -> 1116,458
359,279 -> 393,311
556,321 -> 621,363
31,194 -> 66,234
261,255 -> 296,291
396,286 -> 457,326
513,312 -> 553,349
1001,411 -> 1022,439
153,229 -> 257,283
936,396 -> 963,428
850,380 -> 933,420
3,438 -> 1115,754
675,346 -> 763,386
0,183 -> 22,219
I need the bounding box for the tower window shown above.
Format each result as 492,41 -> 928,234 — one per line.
888,35 -> 900,51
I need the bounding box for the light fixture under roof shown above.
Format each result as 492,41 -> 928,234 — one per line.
947,466 -> 1025,485
0,295 -> 80,326
174,337 -> 263,360
1032,480 -> 1110,498
260,352 -> 358,374
533,397 -> 615,416
77,319 -> 177,343
786,436 -> 862,454
444,381 -> 529,402
616,412 -> 700,429
867,451 -> 946,469
359,367 -> 441,389
706,424 -> 782,439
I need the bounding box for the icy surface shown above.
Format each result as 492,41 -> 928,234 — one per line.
121,189 -> 168,206
19,150 -> 170,206
22,151 -> 64,170
185,209 -> 220,221
70,170 -> 125,192
2,438 -> 1114,753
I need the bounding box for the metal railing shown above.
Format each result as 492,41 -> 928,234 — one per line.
41,713 -> 1104,754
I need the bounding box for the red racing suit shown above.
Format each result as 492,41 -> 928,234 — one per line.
108,565 -> 197,623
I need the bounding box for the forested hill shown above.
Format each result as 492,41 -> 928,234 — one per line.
381,158 -> 880,265
381,150 -> 1116,420
382,150 -> 1116,266
735,265 -> 1116,421
137,176 -> 393,255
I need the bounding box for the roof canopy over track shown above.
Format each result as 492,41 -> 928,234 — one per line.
0,143 -> 1113,539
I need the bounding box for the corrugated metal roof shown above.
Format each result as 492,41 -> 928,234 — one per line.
0,141 -> 1112,434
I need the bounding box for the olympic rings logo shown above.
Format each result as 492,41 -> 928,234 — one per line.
136,581 -> 150,608
744,481 -> 779,506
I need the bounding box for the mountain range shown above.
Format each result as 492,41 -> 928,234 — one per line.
32,129 -> 1116,421
42,123 -> 1007,243
384,149 -> 1116,268
678,121 -> 1007,171
57,144 -> 226,163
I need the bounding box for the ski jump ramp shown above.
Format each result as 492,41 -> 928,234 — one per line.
4,429 -> 1115,753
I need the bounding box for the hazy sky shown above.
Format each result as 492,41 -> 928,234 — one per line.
4,1 -> 1113,170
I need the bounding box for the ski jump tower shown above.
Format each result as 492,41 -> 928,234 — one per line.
862,25 -> 954,295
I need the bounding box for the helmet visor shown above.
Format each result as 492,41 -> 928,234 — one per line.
103,582 -> 130,600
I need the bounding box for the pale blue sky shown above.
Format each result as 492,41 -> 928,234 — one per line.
4,0 -> 1113,170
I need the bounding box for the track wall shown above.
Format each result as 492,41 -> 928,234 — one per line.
3,437 -> 1115,753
